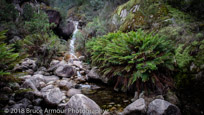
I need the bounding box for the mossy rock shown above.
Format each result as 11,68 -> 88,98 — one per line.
112,0 -> 169,32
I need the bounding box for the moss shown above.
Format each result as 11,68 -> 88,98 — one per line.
114,0 -> 170,32
116,0 -> 141,15
119,11 -> 145,31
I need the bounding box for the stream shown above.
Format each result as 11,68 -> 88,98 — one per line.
68,21 -> 133,112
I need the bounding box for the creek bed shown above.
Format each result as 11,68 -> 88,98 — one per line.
79,83 -> 133,112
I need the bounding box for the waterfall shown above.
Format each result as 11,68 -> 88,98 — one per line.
69,21 -> 79,59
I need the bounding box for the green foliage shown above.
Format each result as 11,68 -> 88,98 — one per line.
22,33 -> 65,67
89,0 -> 104,10
86,29 -> 174,91
0,30 -> 22,85
24,11 -> 55,34
175,45 -> 193,70
23,4 -> 34,21
0,30 -> 19,76
84,17 -> 108,38
0,0 -> 18,22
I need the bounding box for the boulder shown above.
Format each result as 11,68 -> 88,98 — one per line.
65,94 -> 101,115
20,75 -> 32,80
73,61 -> 83,69
14,58 -> 37,71
43,87 -> 65,105
66,88 -> 82,97
48,60 -> 66,72
43,75 -> 59,83
45,10 -> 61,26
87,67 -> 109,83
87,67 -> 100,80
41,85 -> 55,95
122,98 -> 146,115
58,80 -> 74,90
147,99 -> 181,115
54,65 -> 76,78
22,74 -> 45,89
78,56 -> 85,61
55,21 -> 75,40
60,22 -> 75,39
33,98 -> 43,106
18,98 -> 31,107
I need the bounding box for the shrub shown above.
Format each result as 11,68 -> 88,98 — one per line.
22,33 -> 66,67
86,29 -> 174,92
23,4 -> 34,21
0,30 -> 20,81
0,0 -> 18,22
83,17 -> 108,38
24,11 -> 55,34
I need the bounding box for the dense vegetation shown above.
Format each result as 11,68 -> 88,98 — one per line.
86,30 -> 174,92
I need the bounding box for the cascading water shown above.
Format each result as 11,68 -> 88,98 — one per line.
68,21 -> 82,77
69,21 -> 79,59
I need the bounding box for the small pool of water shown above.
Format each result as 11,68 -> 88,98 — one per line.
79,83 -> 133,112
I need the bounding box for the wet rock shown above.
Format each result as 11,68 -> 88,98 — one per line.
22,74 -> 45,90
48,60 -> 66,72
34,71 -> 45,75
19,75 -> 32,80
103,111 -> 111,115
76,76 -> 86,83
80,71 -> 86,75
87,67 -> 109,83
43,87 -> 65,105
122,98 -> 146,115
38,67 -> 47,71
14,58 -> 37,71
147,99 -> 181,115
40,85 -> 54,95
18,98 -> 31,107
87,67 -> 100,80
65,94 -> 101,115
57,21 -> 75,40
50,60 -> 60,67
67,88 -> 82,97
33,98 -> 43,106
58,80 -> 73,90
43,75 -> 59,83
78,56 -> 85,61
73,61 -> 83,68
9,100 -> 16,105
54,65 -> 76,78
11,83 -> 20,90
81,88 -> 97,95
131,91 -> 139,102
39,82 -> 46,88
2,87 -> 13,93
25,69 -> 34,74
